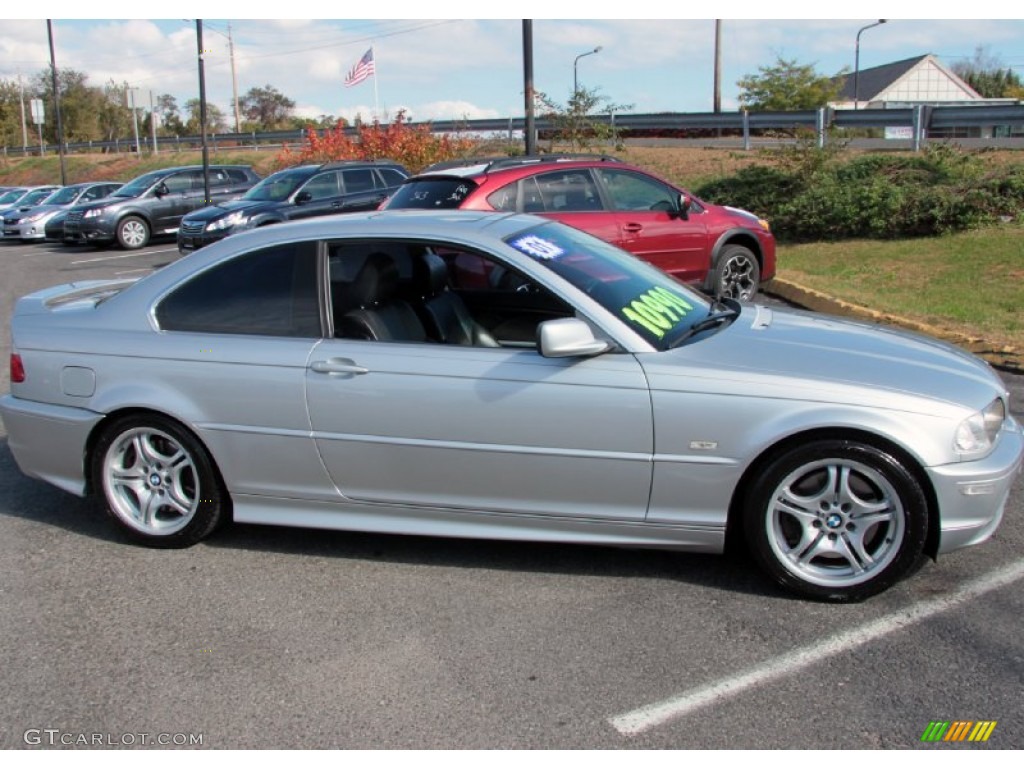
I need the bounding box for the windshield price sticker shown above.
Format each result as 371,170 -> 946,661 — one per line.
510,235 -> 566,261
621,286 -> 693,338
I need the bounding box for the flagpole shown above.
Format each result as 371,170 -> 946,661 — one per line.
372,45 -> 380,121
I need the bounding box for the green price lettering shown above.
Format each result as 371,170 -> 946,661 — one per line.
621,286 -> 693,338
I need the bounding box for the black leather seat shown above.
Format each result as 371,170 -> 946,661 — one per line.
414,251 -> 499,347
338,253 -> 427,342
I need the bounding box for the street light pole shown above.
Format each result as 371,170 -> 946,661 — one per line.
854,19 -> 887,109
573,46 -> 602,95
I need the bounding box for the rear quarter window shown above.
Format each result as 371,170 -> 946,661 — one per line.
156,243 -> 320,337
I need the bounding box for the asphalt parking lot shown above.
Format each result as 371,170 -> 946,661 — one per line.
1,236 -> 1022,749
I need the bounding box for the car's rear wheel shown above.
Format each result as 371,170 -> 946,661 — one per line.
92,414 -> 227,547
116,216 -> 150,249
713,245 -> 760,301
744,440 -> 928,601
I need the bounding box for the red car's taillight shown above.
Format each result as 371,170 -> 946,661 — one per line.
10,353 -> 25,383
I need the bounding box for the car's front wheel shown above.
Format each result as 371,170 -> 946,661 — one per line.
743,440 -> 928,601
713,245 -> 760,301
116,216 -> 150,249
92,414 -> 227,547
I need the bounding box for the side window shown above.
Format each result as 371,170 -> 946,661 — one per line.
596,169 -> 677,212
209,169 -> 231,187
376,168 -> 406,188
83,186 -> 106,201
486,181 -> 519,212
161,173 -> 195,194
225,169 -> 250,184
534,170 -> 602,212
340,169 -> 376,194
301,172 -> 341,201
157,243 -> 320,337
326,240 -> 571,347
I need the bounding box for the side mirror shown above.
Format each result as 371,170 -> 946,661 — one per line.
154,182 -> 170,197
295,191 -> 312,205
538,318 -> 611,358
678,193 -> 691,220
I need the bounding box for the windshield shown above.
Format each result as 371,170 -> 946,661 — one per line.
504,222 -> 715,349
113,171 -> 166,198
0,189 -> 28,205
243,168 -> 310,202
46,186 -> 84,205
385,177 -> 478,210
21,189 -> 56,206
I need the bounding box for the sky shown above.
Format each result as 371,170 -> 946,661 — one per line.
2,5 -> 1023,130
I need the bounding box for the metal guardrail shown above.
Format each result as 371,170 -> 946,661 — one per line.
3,104 -> 1022,158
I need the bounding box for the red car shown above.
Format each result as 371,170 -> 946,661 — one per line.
382,155 -> 775,300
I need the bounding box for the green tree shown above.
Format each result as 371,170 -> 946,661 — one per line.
183,98 -> 227,134
239,84 -> 295,131
535,86 -> 632,152
952,46 -> 1023,98
0,79 -> 27,148
737,57 -> 846,110
32,67 -> 110,143
153,93 -> 184,135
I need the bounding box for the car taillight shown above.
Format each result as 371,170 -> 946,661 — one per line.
10,353 -> 25,383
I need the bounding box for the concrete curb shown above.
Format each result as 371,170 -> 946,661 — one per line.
764,278 -> 1023,374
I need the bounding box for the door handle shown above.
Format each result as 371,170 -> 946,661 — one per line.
623,223 -> 643,233
310,359 -> 369,375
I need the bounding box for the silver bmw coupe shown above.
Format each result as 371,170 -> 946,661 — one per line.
2,211 -> 1020,601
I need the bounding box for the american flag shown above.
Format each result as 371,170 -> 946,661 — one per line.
344,48 -> 375,88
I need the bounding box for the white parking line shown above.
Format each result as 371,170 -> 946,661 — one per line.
71,247 -> 178,265
114,268 -> 153,276
609,559 -> 1024,736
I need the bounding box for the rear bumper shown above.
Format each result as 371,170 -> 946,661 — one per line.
928,416 -> 1024,554
0,395 -> 102,497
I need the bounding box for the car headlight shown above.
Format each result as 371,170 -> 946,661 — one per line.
954,398 -> 1006,456
22,211 -> 46,223
83,207 -> 109,218
206,211 -> 247,232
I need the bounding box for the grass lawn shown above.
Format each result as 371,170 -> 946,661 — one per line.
776,223 -> 1024,351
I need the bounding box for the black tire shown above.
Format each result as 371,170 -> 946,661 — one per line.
91,414 -> 228,548
116,215 -> 150,250
712,244 -> 760,301
743,439 -> 928,602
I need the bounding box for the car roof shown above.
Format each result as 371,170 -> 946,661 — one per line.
418,154 -> 623,178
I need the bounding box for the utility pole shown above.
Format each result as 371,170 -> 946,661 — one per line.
149,90 -> 159,155
228,22 -> 241,134
18,74 -> 28,150
713,20 -> 722,114
196,20 -> 211,204
47,20 -> 67,183
127,86 -> 141,158
522,20 -> 536,155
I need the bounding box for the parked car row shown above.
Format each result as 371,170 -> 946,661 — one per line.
1,161 -> 415,255
2,154 -> 777,301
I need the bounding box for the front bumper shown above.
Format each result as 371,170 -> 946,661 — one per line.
177,228 -> 228,254
64,216 -> 116,245
0,395 -> 103,497
928,415 -> 1024,554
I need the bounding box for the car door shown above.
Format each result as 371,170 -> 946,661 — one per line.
149,171 -> 194,231
487,170 -> 622,247
594,167 -> 709,283
336,168 -> 390,212
288,171 -> 343,221
304,238 -> 654,521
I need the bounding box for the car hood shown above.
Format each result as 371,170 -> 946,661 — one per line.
184,200 -> 275,223
643,303 -> 1006,413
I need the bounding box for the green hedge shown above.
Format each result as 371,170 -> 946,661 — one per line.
694,146 -> 1024,242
